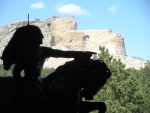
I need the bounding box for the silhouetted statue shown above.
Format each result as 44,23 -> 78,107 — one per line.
0,25 -> 111,113
43,59 -> 111,113
1,25 -> 95,97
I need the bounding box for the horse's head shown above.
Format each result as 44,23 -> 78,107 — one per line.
42,59 -> 111,113
44,59 -> 111,100
80,60 -> 111,100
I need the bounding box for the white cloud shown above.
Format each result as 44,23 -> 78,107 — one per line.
30,2 -> 45,9
55,4 -> 88,15
108,6 -> 117,13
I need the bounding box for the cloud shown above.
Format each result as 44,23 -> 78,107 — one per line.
108,6 -> 117,13
54,3 -> 89,15
30,2 -> 45,9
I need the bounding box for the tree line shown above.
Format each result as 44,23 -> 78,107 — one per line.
92,46 -> 150,113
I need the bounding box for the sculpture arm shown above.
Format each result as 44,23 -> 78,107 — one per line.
41,46 -> 96,59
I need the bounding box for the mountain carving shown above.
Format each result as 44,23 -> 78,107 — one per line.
0,16 -> 145,69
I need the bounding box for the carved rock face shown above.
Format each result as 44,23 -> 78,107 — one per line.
0,16 -> 145,69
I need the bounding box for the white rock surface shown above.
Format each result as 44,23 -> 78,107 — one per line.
0,16 -> 146,69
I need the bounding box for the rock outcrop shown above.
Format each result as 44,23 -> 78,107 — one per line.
0,16 -> 146,69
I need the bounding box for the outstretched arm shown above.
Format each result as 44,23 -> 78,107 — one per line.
41,46 -> 96,60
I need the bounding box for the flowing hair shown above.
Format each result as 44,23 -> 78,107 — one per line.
1,25 -> 43,70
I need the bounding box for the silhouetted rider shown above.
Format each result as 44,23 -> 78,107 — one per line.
1,25 -> 96,99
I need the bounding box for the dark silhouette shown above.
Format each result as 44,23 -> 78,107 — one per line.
0,59 -> 111,113
1,25 -> 95,97
0,25 -> 111,113
80,101 -> 107,113
44,59 -> 111,113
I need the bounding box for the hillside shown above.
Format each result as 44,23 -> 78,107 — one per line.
0,16 -> 146,69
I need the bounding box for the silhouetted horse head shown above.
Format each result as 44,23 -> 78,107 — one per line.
43,59 -> 111,113
45,59 -> 111,94
79,60 -> 111,100
45,60 -> 111,98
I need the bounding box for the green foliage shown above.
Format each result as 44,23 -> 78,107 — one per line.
0,64 -> 55,78
41,67 -> 55,78
0,64 -> 13,77
136,62 -> 150,113
92,46 -> 150,113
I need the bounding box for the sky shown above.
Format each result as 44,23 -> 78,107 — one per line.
0,0 -> 150,61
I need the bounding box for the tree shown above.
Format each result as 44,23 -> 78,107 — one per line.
92,46 -> 144,113
137,62 -> 150,113
0,64 -> 12,77
0,64 -> 55,78
41,67 -> 55,78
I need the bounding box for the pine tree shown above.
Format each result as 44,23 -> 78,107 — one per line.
93,46 -> 144,113
137,62 -> 150,113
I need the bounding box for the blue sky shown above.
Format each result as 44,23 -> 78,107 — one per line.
0,0 -> 150,61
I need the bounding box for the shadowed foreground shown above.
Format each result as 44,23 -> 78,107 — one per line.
0,59 -> 111,113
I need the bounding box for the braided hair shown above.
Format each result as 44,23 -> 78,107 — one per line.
1,25 -> 43,70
